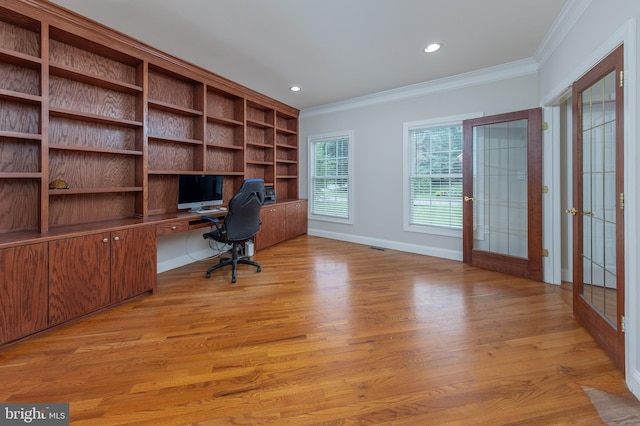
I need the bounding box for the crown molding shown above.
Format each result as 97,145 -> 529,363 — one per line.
301,59 -> 537,118
534,0 -> 593,68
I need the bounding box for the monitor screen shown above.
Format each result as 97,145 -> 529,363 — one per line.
178,174 -> 224,212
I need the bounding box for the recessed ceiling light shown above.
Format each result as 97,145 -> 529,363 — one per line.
424,43 -> 441,53
290,86 -> 301,92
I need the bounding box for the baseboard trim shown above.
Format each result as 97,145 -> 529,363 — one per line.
307,228 -> 462,262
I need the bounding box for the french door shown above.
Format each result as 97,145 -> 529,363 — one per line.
570,45 -> 625,371
462,109 -> 543,281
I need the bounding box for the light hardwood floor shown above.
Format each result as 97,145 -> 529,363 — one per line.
0,235 -> 635,425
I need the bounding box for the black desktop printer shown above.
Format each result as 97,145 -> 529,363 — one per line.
264,186 -> 276,204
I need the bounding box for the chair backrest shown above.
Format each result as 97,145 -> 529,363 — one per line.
223,178 -> 265,242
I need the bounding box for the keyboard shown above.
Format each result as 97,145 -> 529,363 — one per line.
195,208 -> 219,214
196,207 -> 227,214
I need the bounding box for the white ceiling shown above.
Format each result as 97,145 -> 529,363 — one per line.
48,0 -> 569,111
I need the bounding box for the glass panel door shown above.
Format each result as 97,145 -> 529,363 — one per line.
462,108 -> 542,281
472,119 -> 529,258
580,70 -> 617,325
570,44 -> 624,371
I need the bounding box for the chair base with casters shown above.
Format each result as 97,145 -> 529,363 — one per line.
204,241 -> 261,283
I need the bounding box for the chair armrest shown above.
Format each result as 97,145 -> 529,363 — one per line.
200,216 -> 219,224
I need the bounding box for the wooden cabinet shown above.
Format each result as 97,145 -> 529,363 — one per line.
256,204 -> 286,250
111,226 -> 157,301
0,243 -> 48,345
285,200 -> 308,240
49,233 -> 111,326
256,200 -> 307,250
49,225 -> 156,327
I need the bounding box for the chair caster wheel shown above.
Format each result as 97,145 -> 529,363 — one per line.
205,273 -> 211,278
232,278 -> 236,283
257,267 -> 261,272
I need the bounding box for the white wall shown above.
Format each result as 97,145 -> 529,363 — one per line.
537,0 -> 640,401
157,229 -> 226,273
299,71 -> 539,260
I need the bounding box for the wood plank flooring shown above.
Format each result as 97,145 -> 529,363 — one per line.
0,235 -> 636,425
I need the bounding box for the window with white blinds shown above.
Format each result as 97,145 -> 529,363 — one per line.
309,131 -> 352,223
405,118 -> 463,232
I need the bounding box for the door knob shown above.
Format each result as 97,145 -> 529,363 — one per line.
464,196 -> 474,202
565,207 -> 577,215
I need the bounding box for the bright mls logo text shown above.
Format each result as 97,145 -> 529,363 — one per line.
2,403 -> 69,425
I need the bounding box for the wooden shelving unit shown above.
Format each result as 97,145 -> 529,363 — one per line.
0,6 -> 42,234
0,1 -> 300,230
205,86 -> 245,190
0,0 -> 302,348
47,25 -> 145,228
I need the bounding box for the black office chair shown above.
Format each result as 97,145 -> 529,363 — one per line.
201,178 -> 265,283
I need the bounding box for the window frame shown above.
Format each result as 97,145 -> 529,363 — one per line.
308,130 -> 354,224
403,113 -> 480,237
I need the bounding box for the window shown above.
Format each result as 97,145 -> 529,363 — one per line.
404,115 -> 475,234
309,131 -> 353,223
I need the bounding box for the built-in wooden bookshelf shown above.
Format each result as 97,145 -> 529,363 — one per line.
0,0 -> 302,347
0,0 -> 299,231
47,26 -> 145,227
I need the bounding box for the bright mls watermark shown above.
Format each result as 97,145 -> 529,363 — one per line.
1,403 -> 69,425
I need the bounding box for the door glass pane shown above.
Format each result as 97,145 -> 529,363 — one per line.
580,70 -> 617,328
472,119 -> 528,258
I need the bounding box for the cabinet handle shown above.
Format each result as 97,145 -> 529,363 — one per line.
102,238 -> 109,243
114,236 -> 120,241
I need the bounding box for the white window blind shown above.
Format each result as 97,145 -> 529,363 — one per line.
309,132 -> 352,221
407,123 -> 463,230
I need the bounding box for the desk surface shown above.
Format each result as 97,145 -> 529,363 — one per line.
0,200 -> 305,249
0,210 -> 226,249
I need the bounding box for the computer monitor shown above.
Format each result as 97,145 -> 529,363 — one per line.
178,174 -> 223,212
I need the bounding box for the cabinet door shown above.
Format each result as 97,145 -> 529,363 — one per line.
285,200 -> 308,239
49,234 -> 111,326
111,226 -> 157,301
0,243 -> 48,345
256,205 -> 286,250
